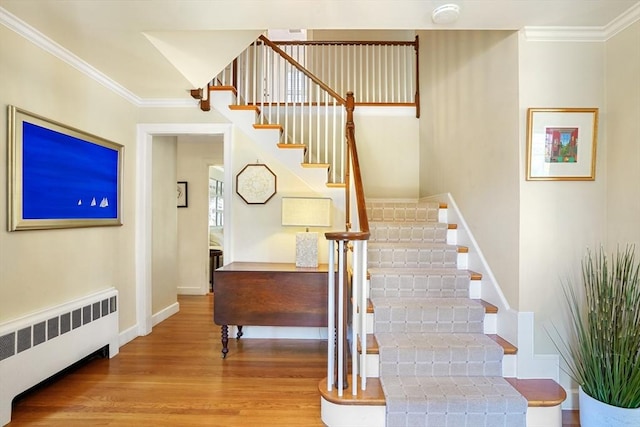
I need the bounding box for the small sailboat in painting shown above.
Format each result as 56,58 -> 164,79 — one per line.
100,197 -> 109,208
91,197 -> 97,207
77,199 -> 82,206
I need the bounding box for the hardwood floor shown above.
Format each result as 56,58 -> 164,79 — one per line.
9,294 -> 580,426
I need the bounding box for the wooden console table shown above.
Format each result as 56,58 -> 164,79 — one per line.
213,262 -> 331,358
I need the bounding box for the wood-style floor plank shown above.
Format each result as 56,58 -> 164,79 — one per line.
8,294 -> 580,426
9,295 -> 326,426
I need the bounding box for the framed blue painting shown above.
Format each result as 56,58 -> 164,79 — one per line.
7,105 -> 124,230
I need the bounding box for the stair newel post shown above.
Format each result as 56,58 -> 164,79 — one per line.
334,239 -> 349,392
413,35 -> 420,119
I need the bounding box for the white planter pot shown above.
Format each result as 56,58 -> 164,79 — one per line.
579,386 -> 640,426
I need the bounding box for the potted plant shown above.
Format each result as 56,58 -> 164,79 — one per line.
552,246 -> 640,426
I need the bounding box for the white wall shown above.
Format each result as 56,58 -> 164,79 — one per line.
152,136 -> 178,313
605,20 -> 640,248
176,135 -> 223,294
419,30 -> 521,309
0,25 -> 139,330
356,108 -> 420,199
229,129 -> 344,264
518,34 -> 607,357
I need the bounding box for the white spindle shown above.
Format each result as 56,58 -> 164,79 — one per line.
327,240 -> 335,392
352,240 -> 360,395
360,240 -> 368,390
340,104 -> 345,181
317,85 -> 322,163
337,239 -> 345,396
331,96 -> 336,183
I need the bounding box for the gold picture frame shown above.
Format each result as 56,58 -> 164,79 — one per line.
526,108 -> 598,181
7,105 -> 124,231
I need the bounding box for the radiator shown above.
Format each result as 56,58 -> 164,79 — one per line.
0,288 -> 119,426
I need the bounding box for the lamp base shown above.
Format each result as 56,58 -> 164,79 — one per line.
296,232 -> 318,268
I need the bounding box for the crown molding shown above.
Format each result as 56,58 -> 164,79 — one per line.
522,26 -> 606,42
0,6 -> 192,108
604,1 -> 640,40
523,2 -> 640,42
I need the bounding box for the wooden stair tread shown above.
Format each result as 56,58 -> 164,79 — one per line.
229,104 -> 260,113
505,378 -> 567,407
209,85 -> 237,96
447,223 -> 458,229
253,123 -> 282,131
318,377 -> 385,406
277,143 -> 305,149
358,334 -> 379,354
302,163 -> 330,168
474,299 -> 498,313
365,298 -> 493,314
326,183 -> 346,188
359,333 -> 515,355
487,334 -> 517,354
320,377 -> 564,408
469,270 -> 482,281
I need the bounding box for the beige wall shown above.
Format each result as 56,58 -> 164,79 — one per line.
176,135 -> 222,293
356,109 -> 420,199
606,20 -> 640,248
0,25 -> 139,329
518,35 -> 607,358
419,30 -> 521,309
151,136 -> 178,313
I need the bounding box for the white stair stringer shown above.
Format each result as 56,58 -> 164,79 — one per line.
208,89 -> 343,199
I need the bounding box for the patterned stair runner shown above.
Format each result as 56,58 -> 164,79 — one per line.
367,201 -> 527,427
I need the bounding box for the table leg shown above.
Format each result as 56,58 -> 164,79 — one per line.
236,325 -> 243,339
221,325 -> 229,358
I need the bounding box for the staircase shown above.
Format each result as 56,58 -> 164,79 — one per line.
320,200 -> 566,427
195,36 -> 567,426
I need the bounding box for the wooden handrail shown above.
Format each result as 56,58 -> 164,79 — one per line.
325,91 -> 370,242
257,35 -> 346,105
272,40 -> 416,47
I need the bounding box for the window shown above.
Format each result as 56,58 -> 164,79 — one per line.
209,179 -> 223,226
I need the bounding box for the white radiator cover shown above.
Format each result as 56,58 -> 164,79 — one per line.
0,288 -> 119,426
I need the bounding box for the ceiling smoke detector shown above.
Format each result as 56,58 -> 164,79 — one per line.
432,4 -> 460,25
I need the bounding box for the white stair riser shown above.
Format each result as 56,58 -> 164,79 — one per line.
447,228 -> 457,245
457,252 -> 468,269
321,397 -> 558,427
503,355 -> 517,377
469,280 -> 482,299
362,353 -> 517,379
360,353 -> 379,377
484,313 -> 497,334
526,406 -> 563,427
321,398 -> 385,427
366,311 -> 494,334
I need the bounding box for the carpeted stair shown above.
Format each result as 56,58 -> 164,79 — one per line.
367,201 -> 527,427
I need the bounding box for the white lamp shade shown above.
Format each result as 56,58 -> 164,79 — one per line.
281,197 -> 331,227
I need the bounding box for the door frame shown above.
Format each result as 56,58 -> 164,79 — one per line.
135,123 -> 232,336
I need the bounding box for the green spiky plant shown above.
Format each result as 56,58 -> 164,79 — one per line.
553,245 -> 640,409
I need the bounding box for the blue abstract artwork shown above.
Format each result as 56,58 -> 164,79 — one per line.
22,122 -> 119,220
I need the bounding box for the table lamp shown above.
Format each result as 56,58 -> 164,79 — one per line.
281,197 -> 332,267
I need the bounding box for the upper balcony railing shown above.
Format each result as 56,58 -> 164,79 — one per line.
212,36 -> 420,114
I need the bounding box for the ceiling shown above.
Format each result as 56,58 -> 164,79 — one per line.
1,0 -> 639,101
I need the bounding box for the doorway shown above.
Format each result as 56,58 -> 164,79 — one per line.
135,123 -> 232,337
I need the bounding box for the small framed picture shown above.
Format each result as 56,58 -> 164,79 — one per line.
526,108 -> 599,181
177,181 -> 188,208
